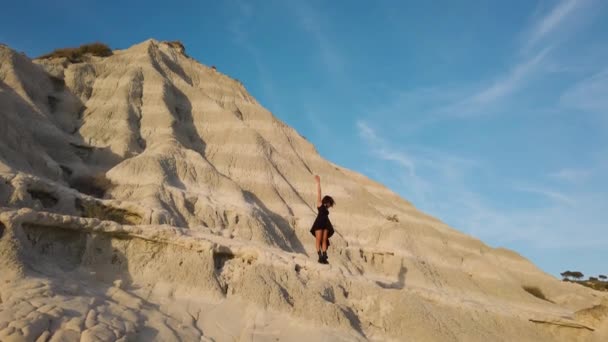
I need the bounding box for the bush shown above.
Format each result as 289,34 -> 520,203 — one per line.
75,198 -> 141,225
386,214 -> 399,222
562,270 -> 585,280
523,286 -> 551,302
38,42 -> 112,62
164,40 -> 185,52
162,40 -> 189,57
571,271 -> 584,280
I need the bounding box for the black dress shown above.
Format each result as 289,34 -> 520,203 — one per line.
310,205 -> 334,242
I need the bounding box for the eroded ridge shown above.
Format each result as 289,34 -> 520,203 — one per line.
1,208 -> 607,341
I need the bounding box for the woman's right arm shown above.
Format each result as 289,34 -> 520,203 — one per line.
315,175 -> 322,207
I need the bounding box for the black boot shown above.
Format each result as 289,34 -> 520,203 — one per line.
317,251 -> 324,263
321,251 -> 329,264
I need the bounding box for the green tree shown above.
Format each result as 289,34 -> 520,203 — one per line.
560,271 -> 573,280
599,275 -> 607,280
571,271 -> 584,280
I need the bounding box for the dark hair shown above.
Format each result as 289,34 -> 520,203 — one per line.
322,195 -> 335,207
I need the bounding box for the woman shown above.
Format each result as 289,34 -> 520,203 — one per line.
310,175 -> 335,264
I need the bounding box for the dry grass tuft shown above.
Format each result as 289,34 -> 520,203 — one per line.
38,42 -> 112,62
164,40 -> 185,51
386,214 -> 399,222
75,198 -> 142,225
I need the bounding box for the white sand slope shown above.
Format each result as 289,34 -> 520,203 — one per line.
0,40 -> 606,341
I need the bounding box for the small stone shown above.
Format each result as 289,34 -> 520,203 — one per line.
106,288 -> 142,310
36,304 -> 56,315
0,326 -> 16,338
81,324 -> 116,342
35,330 -> 51,342
28,298 -> 47,308
84,309 -> 97,329
12,302 -> 36,319
8,319 -> 29,329
123,321 -> 136,334
1,332 -> 27,342
113,279 -> 123,289
22,316 -> 50,340
63,317 -> 84,332
109,317 -> 125,332
118,309 -> 138,324
48,329 -> 80,342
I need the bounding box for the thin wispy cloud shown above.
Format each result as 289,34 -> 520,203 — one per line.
356,120 -> 481,183
441,47 -> 551,118
375,149 -> 416,178
549,168 -> 593,183
417,0 -> 594,121
304,108 -> 331,141
356,120 -> 432,206
226,0 -> 254,45
286,0 -> 344,76
560,68 -> 608,113
372,47 -> 551,125
226,0 -> 282,113
524,0 -> 586,51
356,120 -> 416,177
456,191 -> 608,249
514,185 -> 575,205
465,48 -> 550,106
356,120 -> 380,143
355,121 -> 608,252
356,120 -> 492,222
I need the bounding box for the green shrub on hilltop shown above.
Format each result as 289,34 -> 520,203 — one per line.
38,42 -> 112,62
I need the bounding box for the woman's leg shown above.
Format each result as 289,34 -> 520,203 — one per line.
321,229 -> 329,252
315,229 -> 323,252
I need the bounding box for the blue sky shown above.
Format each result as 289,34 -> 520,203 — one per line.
2,0 -> 607,278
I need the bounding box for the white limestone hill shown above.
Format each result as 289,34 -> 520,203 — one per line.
0,40 -> 606,341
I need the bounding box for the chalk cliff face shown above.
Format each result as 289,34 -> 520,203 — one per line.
0,40 -> 606,341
